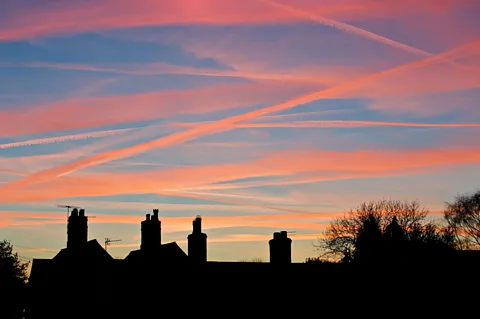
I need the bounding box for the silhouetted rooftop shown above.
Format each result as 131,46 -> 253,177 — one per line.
52,239 -> 113,262
125,241 -> 188,265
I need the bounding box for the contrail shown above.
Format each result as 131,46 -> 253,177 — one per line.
0,41 -> 476,193
169,120 -> 480,129
263,0 -> 474,71
157,190 -> 318,215
263,0 -> 431,57
2,61 -> 337,84
233,120 -> 480,128
0,128 -> 135,149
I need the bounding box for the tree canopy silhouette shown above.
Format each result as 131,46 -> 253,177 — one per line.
444,190 -> 480,249
316,200 -> 456,263
0,240 -> 29,318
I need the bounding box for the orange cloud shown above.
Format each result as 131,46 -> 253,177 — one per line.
0,210 -> 334,231
0,80 -> 317,137
173,233 -> 325,244
1,146 -> 480,204
0,40 -> 477,196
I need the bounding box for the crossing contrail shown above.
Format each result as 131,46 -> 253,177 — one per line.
0,128 -> 135,150
0,41 -> 477,194
263,0 -> 432,57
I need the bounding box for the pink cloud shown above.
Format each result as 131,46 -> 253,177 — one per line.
1,146 -> 479,204
0,40 -> 477,194
172,120 -> 480,129
4,61 -> 362,85
1,0 -> 473,41
0,80 -> 318,136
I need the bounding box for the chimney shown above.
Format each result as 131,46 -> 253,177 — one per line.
67,208 -> 88,250
140,210 -> 161,251
151,209 -> 161,246
269,231 -> 292,265
193,215 -> 202,234
188,215 -> 207,263
141,214 -> 151,250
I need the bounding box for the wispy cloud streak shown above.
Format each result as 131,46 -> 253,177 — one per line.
264,0 -> 476,72
0,40 -> 477,194
0,61 -> 355,84
0,128 -> 135,149
264,0 -> 431,57
0,0 -> 471,41
172,120 -> 480,129
0,210 -> 334,230
157,190 -> 320,214
1,146 -> 479,204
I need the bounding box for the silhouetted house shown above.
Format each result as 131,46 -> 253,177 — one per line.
26,208 -> 301,317
124,209 -> 188,267
25,206 -> 480,317
269,231 -> 292,264
188,215 -> 207,264
27,209 -> 116,318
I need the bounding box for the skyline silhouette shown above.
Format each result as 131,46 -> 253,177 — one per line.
1,0 -> 480,264
19,201 -> 480,318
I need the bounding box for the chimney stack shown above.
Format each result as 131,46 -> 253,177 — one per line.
141,209 -> 161,251
67,208 -> 88,250
188,215 -> 207,263
269,231 -> 292,265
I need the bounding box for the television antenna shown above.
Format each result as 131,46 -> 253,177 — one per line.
104,238 -> 122,252
56,204 -> 96,219
57,205 -> 81,245
57,204 -> 81,222
57,204 -> 96,219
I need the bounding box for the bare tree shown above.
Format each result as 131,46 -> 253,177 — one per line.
315,200 -> 431,261
444,190 -> 480,249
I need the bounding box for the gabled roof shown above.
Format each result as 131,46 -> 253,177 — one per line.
125,242 -> 188,265
52,239 -> 113,262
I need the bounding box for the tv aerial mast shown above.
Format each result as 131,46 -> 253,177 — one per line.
57,204 -> 81,223
104,238 -> 122,252
57,205 -> 81,245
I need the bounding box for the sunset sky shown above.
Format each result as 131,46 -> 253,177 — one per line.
1,0 -> 479,262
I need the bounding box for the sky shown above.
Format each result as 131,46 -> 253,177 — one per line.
0,0 -> 479,263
